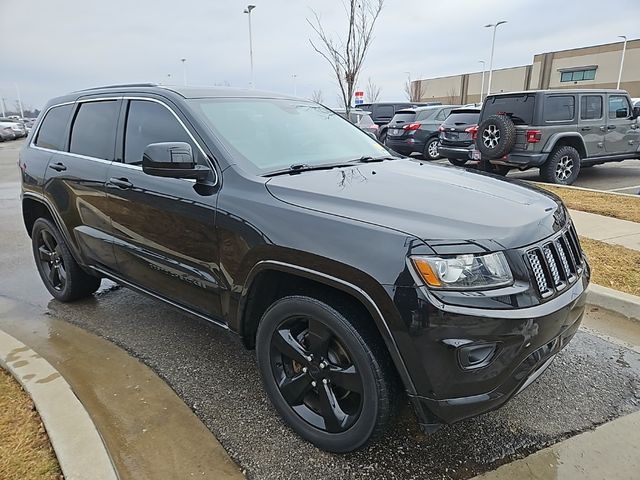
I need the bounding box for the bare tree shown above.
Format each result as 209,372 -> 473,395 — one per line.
311,89 -> 324,103
308,0 -> 384,114
444,87 -> 459,105
365,77 -> 381,103
404,79 -> 424,102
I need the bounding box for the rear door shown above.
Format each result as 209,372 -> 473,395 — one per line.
43,97 -> 120,269
605,94 -> 638,154
105,97 -> 222,319
578,94 -> 605,157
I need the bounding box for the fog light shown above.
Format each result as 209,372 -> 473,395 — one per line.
458,343 -> 497,370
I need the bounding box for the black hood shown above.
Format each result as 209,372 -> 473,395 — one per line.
265,160 -> 565,251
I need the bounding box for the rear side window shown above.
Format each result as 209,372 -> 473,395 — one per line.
544,95 -> 575,122
69,100 -> 119,160
390,112 -> 416,124
482,94 -> 535,125
123,100 -> 194,165
34,104 -> 72,151
416,110 -> 436,121
580,96 -> 603,120
375,105 -> 394,119
442,112 -> 480,126
357,114 -> 375,127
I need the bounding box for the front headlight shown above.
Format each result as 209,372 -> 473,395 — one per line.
411,252 -> 513,290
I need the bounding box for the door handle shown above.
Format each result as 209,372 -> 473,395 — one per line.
48,162 -> 66,172
108,177 -> 133,189
607,125 -> 616,130
580,126 -> 591,131
599,126 -> 606,132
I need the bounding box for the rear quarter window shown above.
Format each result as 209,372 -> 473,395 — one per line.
34,104 -> 73,151
69,100 -> 120,160
544,95 -> 575,122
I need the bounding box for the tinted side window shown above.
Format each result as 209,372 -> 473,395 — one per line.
375,105 -> 394,119
123,100 -> 194,165
608,95 -> 630,119
580,96 -> 603,120
69,100 -> 119,160
435,108 -> 451,121
34,104 -> 72,151
544,95 -> 575,122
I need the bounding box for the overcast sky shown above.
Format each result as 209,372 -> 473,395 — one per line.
0,0 -> 638,110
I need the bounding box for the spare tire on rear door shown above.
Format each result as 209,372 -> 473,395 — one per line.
476,115 -> 516,159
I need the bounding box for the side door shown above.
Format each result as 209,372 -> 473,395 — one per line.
43,98 -> 120,270
106,98 -> 222,319
605,94 -> 638,154
578,94 -> 605,157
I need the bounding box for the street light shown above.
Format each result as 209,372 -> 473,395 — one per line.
484,21 -> 507,96
244,5 -> 256,88
404,71 -> 411,100
617,35 -> 627,90
181,58 -> 187,86
478,60 -> 486,103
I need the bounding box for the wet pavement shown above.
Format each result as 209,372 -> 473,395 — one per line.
2,139 -> 640,479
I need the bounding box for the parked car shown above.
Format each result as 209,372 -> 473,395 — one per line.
21,84 -> 589,453
476,89 -> 640,184
385,105 -> 459,160
437,107 -> 481,166
335,108 -> 379,137
0,123 -> 16,141
358,102 -> 441,142
0,117 -> 27,138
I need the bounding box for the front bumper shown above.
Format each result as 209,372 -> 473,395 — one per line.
394,269 -> 589,431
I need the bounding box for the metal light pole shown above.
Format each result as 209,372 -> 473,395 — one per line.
292,74 -> 298,96
0,90 -> 5,117
484,21 -> 507,97
404,71 -> 411,100
478,60 -> 486,103
181,59 -> 187,86
244,5 -> 256,88
14,83 -> 24,118
617,35 -> 627,90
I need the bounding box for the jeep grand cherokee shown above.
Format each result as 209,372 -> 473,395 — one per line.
20,84 -> 590,452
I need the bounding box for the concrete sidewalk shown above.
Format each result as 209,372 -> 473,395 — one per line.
570,209 -> 640,251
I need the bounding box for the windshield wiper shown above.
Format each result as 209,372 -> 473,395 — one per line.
351,155 -> 399,163
263,162 -> 356,177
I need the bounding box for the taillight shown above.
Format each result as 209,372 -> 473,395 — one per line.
403,123 -> 421,131
527,130 -> 542,143
465,125 -> 478,140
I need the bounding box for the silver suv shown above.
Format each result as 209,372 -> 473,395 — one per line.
476,89 -> 640,184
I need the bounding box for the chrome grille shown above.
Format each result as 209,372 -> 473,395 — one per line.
526,225 -> 584,299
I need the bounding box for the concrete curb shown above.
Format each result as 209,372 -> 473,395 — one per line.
587,284 -> 640,323
0,329 -> 118,480
535,181 -> 640,198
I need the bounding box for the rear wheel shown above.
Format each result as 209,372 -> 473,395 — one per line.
448,158 -> 468,167
423,137 -> 440,160
31,218 -> 101,302
540,146 -> 581,185
256,295 -> 397,453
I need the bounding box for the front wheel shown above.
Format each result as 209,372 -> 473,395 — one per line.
540,146 -> 581,185
256,296 -> 397,453
423,137 -> 440,160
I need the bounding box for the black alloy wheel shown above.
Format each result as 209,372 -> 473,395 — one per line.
256,296 -> 397,452
31,218 -> 101,302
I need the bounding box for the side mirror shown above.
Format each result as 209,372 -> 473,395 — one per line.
632,106 -> 640,120
616,107 -> 629,119
142,142 -> 211,182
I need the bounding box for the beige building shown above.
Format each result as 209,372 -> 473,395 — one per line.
412,38 -> 640,104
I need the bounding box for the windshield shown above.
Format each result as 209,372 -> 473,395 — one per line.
190,98 -> 390,174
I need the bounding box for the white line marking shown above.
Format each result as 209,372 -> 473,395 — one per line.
609,185 -> 640,192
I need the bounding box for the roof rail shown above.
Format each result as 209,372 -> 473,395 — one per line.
75,83 -> 158,92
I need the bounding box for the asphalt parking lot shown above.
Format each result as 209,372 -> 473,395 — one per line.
1,139 -> 639,479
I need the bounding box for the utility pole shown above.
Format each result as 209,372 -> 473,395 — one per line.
244,5 -> 256,88
15,84 -> 24,118
478,60 -> 486,103
484,21 -> 507,97
617,35 -> 627,90
181,59 -> 187,86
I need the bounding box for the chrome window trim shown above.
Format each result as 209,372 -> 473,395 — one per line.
29,95 -> 219,186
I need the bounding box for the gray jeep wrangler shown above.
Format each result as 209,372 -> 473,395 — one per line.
476,89 -> 640,184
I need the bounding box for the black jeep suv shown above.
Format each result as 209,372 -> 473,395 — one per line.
20,84 -> 589,453
476,89 -> 640,184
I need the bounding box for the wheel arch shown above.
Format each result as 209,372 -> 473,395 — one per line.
236,260 -> 416,395
542,133 -> 587,158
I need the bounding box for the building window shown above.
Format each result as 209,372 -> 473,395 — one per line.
560,68 -> 596,82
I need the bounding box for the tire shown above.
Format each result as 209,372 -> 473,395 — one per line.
476,115 -> 516,159
378,130 -> 387,144
423,137 -> 440,160
540,146 -> 581,185
448,158 -> 468,167
31,218 -> 101,302
256,295 -> 397,453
